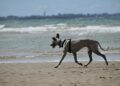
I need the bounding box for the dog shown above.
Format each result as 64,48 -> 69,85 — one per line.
50,33 -> 108,68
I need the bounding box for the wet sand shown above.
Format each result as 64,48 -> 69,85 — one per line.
0,61 -> 120,86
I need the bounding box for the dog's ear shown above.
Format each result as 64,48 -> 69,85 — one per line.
52,37 -> 57,41
56,33 -> 60,39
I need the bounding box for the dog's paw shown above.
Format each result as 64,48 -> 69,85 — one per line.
54,66 -> 58,68
84,65 -> 88,68
80,63 -> 83,66
106,62 -> 108,66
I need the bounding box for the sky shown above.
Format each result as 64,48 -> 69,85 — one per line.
0,0 -> 120,16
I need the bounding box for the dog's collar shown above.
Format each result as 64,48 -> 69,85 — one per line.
61,39 -> 66,47
59,39 -> 72,53
58,39 -> 66,48
68,39 -> 71,53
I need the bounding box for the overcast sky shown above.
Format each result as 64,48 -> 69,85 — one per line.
0,0 -> 120,16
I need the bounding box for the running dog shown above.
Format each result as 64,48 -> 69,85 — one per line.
50,33 -> 108,68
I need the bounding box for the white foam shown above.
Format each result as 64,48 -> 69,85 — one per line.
69,26 -> 120,32
0,26 -> 57,33
69,26 -> 120,35
83,26 -> 120,33
0,24 -> 5,29
0,24 -> 67,33
0,24 -> 120,34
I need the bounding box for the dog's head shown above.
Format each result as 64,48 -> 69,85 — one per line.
50,33 -> 61,48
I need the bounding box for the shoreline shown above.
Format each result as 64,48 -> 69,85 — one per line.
0,60 -> 120,64
0,52 -> 120,64
0,61 -> 120,86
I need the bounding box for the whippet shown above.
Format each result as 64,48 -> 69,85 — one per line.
50,33 -> 108,68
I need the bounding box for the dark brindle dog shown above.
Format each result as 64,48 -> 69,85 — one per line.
50,33 -> 108,68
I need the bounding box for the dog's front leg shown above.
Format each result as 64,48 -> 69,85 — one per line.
73,52 -> 83,66
54,52 -> 67,68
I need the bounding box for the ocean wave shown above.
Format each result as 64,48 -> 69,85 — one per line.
0,24 -> 5,29
0,26 -> 49,33
69,26 -> 120,35
0,24 -> 120,34
0,24 -> 67,33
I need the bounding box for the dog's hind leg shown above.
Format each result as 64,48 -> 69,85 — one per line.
54,52 -> 67,68
94,50 -> 108,66
84,50 -> 93,67
73,52 -> 83,66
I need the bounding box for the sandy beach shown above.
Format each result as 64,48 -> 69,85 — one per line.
0,61 -> 120,86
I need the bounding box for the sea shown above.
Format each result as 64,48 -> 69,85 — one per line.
0,17 -> 120,63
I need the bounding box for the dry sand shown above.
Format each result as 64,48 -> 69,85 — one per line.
0,61 -> 120,86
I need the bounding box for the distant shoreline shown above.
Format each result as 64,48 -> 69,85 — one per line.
0,13 -> 120,20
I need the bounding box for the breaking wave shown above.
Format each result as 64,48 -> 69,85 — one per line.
0,24 -> 120,35
0,24 -> 5,29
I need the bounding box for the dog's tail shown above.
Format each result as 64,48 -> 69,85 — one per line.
97,42 -> 109,51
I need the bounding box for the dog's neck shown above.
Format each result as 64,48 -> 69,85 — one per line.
58,39 -> 72,53
58,39 -> 66,48
58,39 -> 71,48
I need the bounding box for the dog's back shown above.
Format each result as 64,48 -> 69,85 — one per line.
65,39 -> 97,52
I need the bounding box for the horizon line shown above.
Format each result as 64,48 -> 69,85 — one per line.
0,12 -> 120,17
